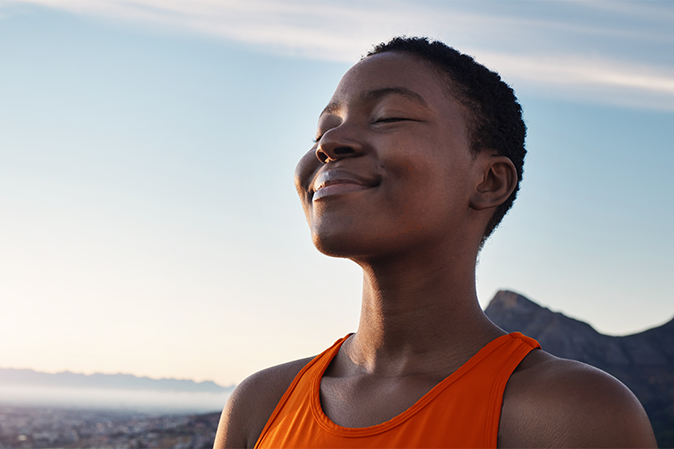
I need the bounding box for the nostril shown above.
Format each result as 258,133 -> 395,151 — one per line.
316,150 -> 329,163
316,145 -> 356,164
333,147 -> 355,156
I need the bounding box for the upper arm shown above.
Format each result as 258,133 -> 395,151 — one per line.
213,357 -> 314,449
499,351 -> 657,448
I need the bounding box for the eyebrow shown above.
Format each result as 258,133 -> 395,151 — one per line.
362,87 -> 429,108
319,87 -> 429,118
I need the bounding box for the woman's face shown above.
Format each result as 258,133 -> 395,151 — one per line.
295,51 -> 481,260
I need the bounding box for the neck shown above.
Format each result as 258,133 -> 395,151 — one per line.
345,244 -> 503,375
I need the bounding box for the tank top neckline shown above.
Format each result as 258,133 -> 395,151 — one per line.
309,332 -> 525,436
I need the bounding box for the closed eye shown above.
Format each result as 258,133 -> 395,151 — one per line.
374,117 -> 409,123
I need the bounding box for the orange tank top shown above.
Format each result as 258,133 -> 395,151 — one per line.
256,332 -> 540,448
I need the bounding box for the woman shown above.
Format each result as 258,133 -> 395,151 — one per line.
215,37 -> 656,448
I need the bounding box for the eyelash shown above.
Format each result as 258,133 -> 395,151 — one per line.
375,117 -> 407,123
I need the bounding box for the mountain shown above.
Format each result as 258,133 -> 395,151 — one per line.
485,290 -> 674,448
0,368 -> 234,393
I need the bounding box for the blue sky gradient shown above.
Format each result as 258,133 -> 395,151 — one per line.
1,1 -> 672,385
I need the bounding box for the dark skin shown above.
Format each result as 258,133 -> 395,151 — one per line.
214,52 -> 657,448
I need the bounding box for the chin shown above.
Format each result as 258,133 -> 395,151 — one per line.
312,233 -> 358,259
311,227 -> 379,258
311,228 -> 409,261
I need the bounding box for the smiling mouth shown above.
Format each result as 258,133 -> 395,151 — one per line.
311,170 -> 379,201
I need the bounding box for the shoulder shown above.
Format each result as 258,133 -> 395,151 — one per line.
213,356 -> 315,449
499,349 -> 657,448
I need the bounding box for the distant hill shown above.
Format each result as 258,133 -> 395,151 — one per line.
485,290 -> 674,448
0,368 -> 234,393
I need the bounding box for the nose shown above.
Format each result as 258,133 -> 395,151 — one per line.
315,125 -> 364,163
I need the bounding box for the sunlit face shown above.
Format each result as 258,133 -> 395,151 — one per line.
295,52 -> 481,260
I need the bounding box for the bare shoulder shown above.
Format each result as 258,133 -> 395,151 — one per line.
213,356 -> 315,449
499,349 -> 657,448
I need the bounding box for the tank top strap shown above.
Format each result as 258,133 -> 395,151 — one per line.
256,332 -> 540,448
483,332 -> 541,446
255,334 -> 350,447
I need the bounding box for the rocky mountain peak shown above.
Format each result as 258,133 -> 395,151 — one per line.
484,290 -> 674,447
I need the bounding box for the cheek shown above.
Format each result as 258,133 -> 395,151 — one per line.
293,150 -> 321,228
294,148 -> 319,193
294,148 -> 318,185
385,154 -> 471,226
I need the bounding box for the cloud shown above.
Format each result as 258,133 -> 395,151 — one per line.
570,0 -> 674,24
482,54 -> 674,94
475,52 -> 674,111
5,0 -> 674,110
4,0 -> 464,61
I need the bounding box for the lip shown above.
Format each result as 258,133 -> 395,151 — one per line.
311,169 -> 379,201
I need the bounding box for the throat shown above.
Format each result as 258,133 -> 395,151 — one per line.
319,369 -> 446,428
318,325 -> 506,428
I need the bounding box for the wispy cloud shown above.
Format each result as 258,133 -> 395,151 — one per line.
5,0 -> 674,110
4,0 -> 453,60
570,0 -> 674,24
475,52 -> 674,111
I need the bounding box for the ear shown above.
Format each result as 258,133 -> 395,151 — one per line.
469,155 -> 518,211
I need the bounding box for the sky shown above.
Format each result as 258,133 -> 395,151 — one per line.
1,0 -> 673,387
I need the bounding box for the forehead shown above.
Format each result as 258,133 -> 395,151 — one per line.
326,52 -> 458,114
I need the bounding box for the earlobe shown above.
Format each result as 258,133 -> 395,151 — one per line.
469,156 -> 517,211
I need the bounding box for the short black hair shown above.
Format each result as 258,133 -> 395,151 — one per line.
367,37 -> 526,242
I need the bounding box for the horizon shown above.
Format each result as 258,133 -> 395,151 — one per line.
1,0 -> 672,387
0,366 -> 233,387
2,289 -> 672,385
